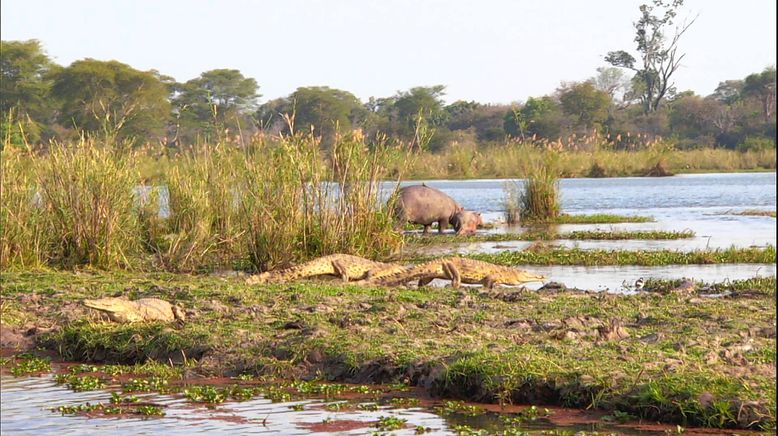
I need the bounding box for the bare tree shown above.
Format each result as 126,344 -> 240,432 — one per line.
605,0 -> 697,113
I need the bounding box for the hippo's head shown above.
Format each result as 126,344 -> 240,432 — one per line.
452,211 -> 483,235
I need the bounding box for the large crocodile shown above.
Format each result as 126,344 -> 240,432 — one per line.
83,297 -> 185,323
246,254 -> 406,285
360,257 -> 546,289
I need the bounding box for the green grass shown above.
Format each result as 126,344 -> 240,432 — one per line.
551,213 -> 654,224
404,229 -> 694,245
2,271 -> 775,429
452,245 -> 775,266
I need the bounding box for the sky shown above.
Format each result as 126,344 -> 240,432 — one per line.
1,0 -> 776,105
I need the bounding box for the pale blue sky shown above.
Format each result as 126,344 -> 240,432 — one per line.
2,0 -> 775,104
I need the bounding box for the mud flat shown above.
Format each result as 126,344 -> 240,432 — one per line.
1,271 -> 775,431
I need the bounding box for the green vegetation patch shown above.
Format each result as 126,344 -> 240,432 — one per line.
405,229 -> 694,245
54,374 -> 106,391
44,321 -> 211,364
563,229 -> 694,240
456,245 -> 775,266
53,402 -> 165,417
550,213 -> 654,224
8,353 -> 51,376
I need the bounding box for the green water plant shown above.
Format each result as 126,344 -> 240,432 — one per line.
9,354 -> 50,376
183,385 -> 229,403
374,415 -> 408,431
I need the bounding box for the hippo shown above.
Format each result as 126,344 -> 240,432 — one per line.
393,184 -> 464,234
451,210 -> 483,235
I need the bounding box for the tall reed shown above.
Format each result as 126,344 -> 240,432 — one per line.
0,149 -> 49,269
35,140 -> 142,268
153,144 -> 246,271
518,147 -> 561,222
241,131 -> 402,271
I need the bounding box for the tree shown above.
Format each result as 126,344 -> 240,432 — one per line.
0,40 -> 58,143
287,86 -> 367,142
559,81 -> 612,130
505,97 -> 568,139
446,101 -> 507,142
591,67 -> 633,107
52,59 -> 171,141
711,80 -> 744,105
605,0 -> 695,113
742,67 -> 776,123
392,86 -> 448,133
172,69 -> 259,143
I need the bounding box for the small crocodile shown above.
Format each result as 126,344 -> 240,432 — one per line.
246,254 -> 404,284
83,297 -> 185,323
361,257 -> 546,289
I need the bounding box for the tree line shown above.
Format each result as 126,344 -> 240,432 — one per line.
1,38 -> 774,152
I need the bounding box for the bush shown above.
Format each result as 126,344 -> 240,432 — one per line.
737,136 -> 776,152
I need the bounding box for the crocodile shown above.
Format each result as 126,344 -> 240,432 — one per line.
246,254 -> 406,285
360,257 -> 546,289
83,297 -> 185,323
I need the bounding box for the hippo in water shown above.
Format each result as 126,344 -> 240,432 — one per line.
393,184 -> 481,235
393,184 -> 463,234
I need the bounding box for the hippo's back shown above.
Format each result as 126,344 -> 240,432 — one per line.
395,185 -> 461,224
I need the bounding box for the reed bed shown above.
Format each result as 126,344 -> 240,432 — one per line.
0,150 -> 49,268
394,139 -> 775,180
1,132 -> 406,271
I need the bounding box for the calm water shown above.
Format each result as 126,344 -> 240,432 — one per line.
397,173 -> 776,249
395,172 -> 776,216
1,375 -> 654,435
394,173 -> 776,290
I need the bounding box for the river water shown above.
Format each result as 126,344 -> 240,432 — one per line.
0,374 -> 711,435
393,172 -> 776,290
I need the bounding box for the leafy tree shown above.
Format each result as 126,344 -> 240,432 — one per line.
445,101 -> 507,141
742,67 -> 776,123
52,59 -> 171,141
559,81 -> 612,130
668,93 -> 717,141
505,97 -> 568,139
288,86 -> 367,141
172,69 -> 259,142
605,0 -> 695,113
0,39 -> 58,143
591,66 -> 633,107
711,80 -> 744,105
391,86 -> 448,136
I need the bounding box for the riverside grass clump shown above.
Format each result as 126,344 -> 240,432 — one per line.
1,139 -> 142,269
506,145 -> 562,223
239,130 -> 404,271
0,132 -> 409,272
0,149 -> 49,269
145,130 -> 409,272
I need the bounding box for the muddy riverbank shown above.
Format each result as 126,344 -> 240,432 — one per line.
1,271 -> 775,430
